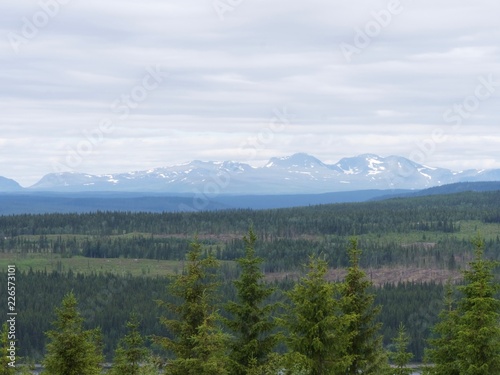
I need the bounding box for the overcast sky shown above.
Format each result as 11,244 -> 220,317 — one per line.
1,0 -> 499,186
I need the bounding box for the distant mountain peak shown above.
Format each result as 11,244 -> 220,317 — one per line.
265,153 -> 325,169
335,154 -> 385,174
6,152 -> 500,194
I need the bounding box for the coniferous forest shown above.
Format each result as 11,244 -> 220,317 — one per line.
2,190 -> 500,374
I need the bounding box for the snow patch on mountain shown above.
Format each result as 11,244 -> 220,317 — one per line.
11,153 -> 500,194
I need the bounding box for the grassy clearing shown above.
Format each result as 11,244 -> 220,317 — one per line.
0,253 -> 235,277
2,220 -> 498,278
16,232 -> 154,242
355,220 -> 500,245
455,220 -> 500,240
358,231 -> 448,245
11,220 -> 500,245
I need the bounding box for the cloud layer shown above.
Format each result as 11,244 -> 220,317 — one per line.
1,0 -> 499,186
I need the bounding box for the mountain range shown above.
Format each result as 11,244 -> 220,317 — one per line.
3,153 -> 500,194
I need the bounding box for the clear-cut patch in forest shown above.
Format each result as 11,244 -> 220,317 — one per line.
265,266 -> 462,286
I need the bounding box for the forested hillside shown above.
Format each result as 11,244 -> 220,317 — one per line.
2,191 -> 500,272
1,190 -> 500,370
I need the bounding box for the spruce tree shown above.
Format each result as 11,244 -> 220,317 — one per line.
42,292 -> 103,375
389,323 -> 413,375
454,236 -> 500,374
224,227 -> 278,374
340,238 -> 388,374
110,314 -> 148,375
154,239 -> 228,374
425,236 -> 500,375
282,256 -> 353,375
176,312 -> 229,375
423,283 -> 460,375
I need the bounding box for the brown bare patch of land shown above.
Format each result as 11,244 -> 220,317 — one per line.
265,266 -> 462,286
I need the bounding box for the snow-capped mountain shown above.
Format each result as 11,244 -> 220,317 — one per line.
6,153 -> 500,194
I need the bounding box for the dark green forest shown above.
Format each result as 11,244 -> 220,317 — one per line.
1,190 -> 500,373
2,191 -> 500,271
0,268 -> 445,363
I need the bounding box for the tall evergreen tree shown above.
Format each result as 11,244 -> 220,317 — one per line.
224,227 -> 279,374
423,283 -> 460,375
424,236 -> 500,375
454,236 -> 500,374
340,238 -> 388,374
42,292 -> 103,375
389,323 -> 413,375
154,239 -> 228,374
177,312 -> 229,375
282,256 -> 353,375
110,314 -> 148,375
